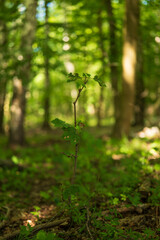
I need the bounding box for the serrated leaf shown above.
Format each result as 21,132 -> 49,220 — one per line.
51,118 -> 79,144
62,127 -> 79,144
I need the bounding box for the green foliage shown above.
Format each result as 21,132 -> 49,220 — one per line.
63,184 -> 80,200
18,224 -> 33,240
51,118 -> 79,144
93,75 -> 106,87
18,226 -> 63,240
40,191 -> 51,200
33,231 -> 63,240
67,72 -> 106,89
1,132 -> 160,239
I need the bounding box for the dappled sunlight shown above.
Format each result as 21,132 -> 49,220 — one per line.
23,205 -> 56,227
63,43 -> 70,51
137,126 -> 160,139
155,36 -> 160,43
1,0 -> 160,238
122,42 -> 136,83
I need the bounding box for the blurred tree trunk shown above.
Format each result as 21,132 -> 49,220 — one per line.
9,0 -> 37,145
97,10 -> 106,127
134,41 -> 145,126
134,4 -> 145,126
42,0 -> 51,130
105,0 -> 120,135
0,0 -> 8,134
0,80 -> 7,134
115,0 -> 139,137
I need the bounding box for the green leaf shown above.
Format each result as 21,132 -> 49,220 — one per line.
51,118 -> 79,144
67,72 -> 89,89
93,75 -> 106,87
36,230 -> 46,240
19,224 -> 32,237
40,191 -> 50,200
62,126 -> 79,144
51,118 -> 72,129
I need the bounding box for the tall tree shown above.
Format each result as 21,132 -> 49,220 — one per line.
104,0 -> 120,135
97,9 -> 106,127
9,0 -> 37,145
115,0 -> 139,137
42,0 -> 51,129
0,0 -> 8,134
134,35 -> 145,126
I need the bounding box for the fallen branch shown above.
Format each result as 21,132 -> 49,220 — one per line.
0,217 -> 70,240
101,203 -> 151,216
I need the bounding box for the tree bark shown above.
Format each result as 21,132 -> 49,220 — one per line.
9,0 -> 37,145
42,0 -> 51,130
116,0 -> 139,137
0,0 -> 8,134
134,4 -> 145,126
97,10 -> 106,127
104,0 -> 120,135
134,40 -> 145,126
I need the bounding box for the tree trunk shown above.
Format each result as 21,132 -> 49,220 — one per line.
42,0 -> 51,130
0,80 -> 7,134
9,77 -> 26,145
9,0 -> 37,145
0,0 -> 8,134
134,41 -> 145,126
116,0 -> 139,137
134,4 -> 145,127
105,0 -> 120,135
97,10 -> 106,127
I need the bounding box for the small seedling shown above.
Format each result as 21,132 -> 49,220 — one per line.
52,73 -> 105,185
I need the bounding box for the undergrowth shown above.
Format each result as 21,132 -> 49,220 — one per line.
0,131 -> 160,239
0,75 -> 160,239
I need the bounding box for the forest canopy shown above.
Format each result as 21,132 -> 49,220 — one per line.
0,0 -> 160,143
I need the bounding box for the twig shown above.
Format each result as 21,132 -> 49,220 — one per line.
0,217 -> 69,240
62,152 -> 75,159
85,207 -> 94,240
156,206 -> 159,226
71,78 -> 88,185
71,143 -> 78,185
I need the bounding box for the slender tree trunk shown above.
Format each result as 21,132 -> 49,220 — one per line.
9,0 -> 37,145
134,41 -> 145,126
105,0 -> 120,135
134,4 -> 145,126
0,80 -> 7,134
9,78 -> 26,144
97,10 -> 106,127
42,0 -> 51,130
0,0 -> 8,134
116,0 -> 139,137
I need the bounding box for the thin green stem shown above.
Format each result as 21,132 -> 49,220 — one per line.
71,77 -> 88,184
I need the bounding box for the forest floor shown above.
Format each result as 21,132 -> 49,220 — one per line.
0,127 -> 160,240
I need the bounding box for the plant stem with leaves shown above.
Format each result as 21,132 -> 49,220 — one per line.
52,73 -> 105,186
72,77 -> 88,184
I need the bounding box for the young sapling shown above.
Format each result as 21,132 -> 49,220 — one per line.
51,73 -> 105,185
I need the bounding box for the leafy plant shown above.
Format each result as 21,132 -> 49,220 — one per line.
52,73 -> 105,185
18,226 -> 63,240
